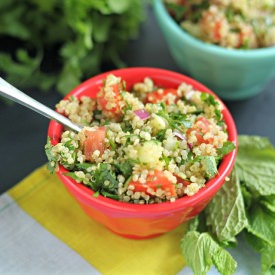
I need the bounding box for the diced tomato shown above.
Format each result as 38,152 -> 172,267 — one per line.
145,88 -> 179,104
186,117 -> 213,145
129,170 -> 176,196
97,83 -> 123,119
81,126 -> 106,161
214,20 -> 222,41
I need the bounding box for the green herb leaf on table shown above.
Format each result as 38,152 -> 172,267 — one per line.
235,136 -> 275,196
181,231 -> 237,275
205,170 -> 248,245
259,195 -> 275,213
246,204 -> 275,247
260,245 -> 275,275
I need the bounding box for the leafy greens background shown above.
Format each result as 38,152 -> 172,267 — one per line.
0,0 -> 145,95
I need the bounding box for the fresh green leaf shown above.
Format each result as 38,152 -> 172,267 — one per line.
161,155 -> 171,166
247,204 -> 275,247
182,135 -> 275,274
75,163 -> 95,171
261,245 -> 275,275
240,183 -> 253,209
202,156 -> 218,179
218,141 -> 236,158
157,109 -> 191,131
238,135 -> 274,151
101,190 -> 119,200
181,231 -> 237,275
93,191 -> 100,198
206,170 -> 248,244
244,229 -> 270,253
113,162 -> 133,180
186,216 -> 200,232
107,0 -> 130,14
63,172 -> 79,181
0,0 -> 144,95
45,137 -> 57,174
92,13 -> 112,43
235,135 -> 275,196
165,3 -> 187,22
93,163 -> 119,197
156,129 -> 167,142
260,195 -> 275,213
201,93 -> 218,107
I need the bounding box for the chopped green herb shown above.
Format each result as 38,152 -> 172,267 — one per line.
166,3 -> 188,22
45,137 -> 57,174
113,162 -> 133,180
156,129 -> 167,142
63,172 -> 79,181
93,191 -> 100,198
157,109 -> 191,131
93,163 -> 119,197
218,141 -> 236,158
75,163 -> 94,170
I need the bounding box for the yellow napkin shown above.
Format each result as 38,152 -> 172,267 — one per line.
8,165 -> 187,275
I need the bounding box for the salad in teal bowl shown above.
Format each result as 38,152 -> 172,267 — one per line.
153,0 -> 275,100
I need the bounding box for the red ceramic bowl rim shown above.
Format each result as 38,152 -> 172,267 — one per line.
48,67 -> 237,214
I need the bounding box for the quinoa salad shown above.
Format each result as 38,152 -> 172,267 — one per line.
165,0 -> 275,49
45,74 -> 235,204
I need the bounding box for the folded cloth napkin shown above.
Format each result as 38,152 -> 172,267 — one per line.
0,165 -> 187,275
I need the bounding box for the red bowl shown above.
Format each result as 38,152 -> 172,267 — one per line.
48,67 -> 237,239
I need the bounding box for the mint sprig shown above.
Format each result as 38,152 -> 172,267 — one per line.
181,135 -> 275,275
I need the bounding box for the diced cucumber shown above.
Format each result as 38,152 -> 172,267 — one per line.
149,114 -> 167,133
164,135 -> 179,151
137,141 -> 163,164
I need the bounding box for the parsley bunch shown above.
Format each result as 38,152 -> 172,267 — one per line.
0,0 -> 144,95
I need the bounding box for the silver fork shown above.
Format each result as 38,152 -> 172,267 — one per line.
0,77 -> 82,132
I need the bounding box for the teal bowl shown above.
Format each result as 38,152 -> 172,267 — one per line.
153,0 -> 275,100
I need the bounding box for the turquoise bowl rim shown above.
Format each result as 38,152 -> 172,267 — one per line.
154,0 -> 275,60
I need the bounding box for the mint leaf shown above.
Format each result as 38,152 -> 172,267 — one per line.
260,195 -> 275,213
206,170 -> 248,244
238,135 -> 274,151
181,231 -> 237,275
244,230 -> 269,252
247,204 -> 275,247
235,136 -> 275,196
261,245 -> 275,275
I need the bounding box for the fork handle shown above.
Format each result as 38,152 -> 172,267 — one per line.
0,77 -> 82,132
